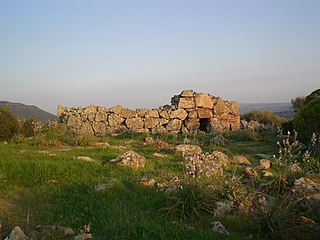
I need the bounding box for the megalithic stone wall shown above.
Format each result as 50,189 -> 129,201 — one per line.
57,90 -> 240,136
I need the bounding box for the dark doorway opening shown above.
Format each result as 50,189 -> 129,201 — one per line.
199,118 -> 211,132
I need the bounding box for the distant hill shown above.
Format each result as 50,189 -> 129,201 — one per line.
0,101 -> 56,123
240,102 -> 295,119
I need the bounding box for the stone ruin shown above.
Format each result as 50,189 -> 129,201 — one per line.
57,90 -> 240,136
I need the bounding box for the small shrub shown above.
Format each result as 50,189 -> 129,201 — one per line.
33,123 -> 79,146
161,182 -> 215,222
295,97 -> 320,143
223,129 -> 259,142
20,119 -> 36,137
242,111 -> 287,125
0,108 -> 19,141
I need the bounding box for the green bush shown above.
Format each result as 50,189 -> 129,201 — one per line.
295,98 -> 320,143
0,108 -> 19,141
242,111 -> 287,125
20,119 -> 36,137
33,123 -> 80,147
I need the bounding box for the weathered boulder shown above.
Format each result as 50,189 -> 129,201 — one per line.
159,110 -> 169,119
180,89 -> 194,97
144,116 -> 159,129
185,119 -> 200,131
169,109 -> 188,120
109,105 -> 124,115
121,108 -> 136,119
92,121 -> 106,135
195,93 -> 213,109
67,115 -> 82,131
188,110 -> 198,119
178,97 -> 195,109
196,108 -> 213,119
110,150 -> 146,169
79,121 -> 94,136
291,177 -> 320,213
175,144 -> 202,156
231,156 -> 251,166
147,109 -> 159,118
108,114 -> 124,128
211,151 -> 229,166
184,153 -> 223,177
125,117 -> 144,130
210,221 -> 230,235
4,226 -> 28,240
166,119 -> 182,131
136,109 -> 148,117
259,159 -> 271,170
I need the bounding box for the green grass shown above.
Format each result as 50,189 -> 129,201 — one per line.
0,131 -> 317,239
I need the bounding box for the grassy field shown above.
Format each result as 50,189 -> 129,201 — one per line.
0,131 -> 318,239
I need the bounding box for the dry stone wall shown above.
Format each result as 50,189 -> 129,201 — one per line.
57,90 -> 240,136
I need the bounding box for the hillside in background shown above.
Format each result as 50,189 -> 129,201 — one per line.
0,101 -> 56,123
240,102 -> 295,119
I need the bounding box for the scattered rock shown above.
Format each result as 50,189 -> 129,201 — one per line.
259,159 -> 271,170
184,153 -> 223,178
214,200 -> 241,216
211,151 -> 229,166
231,156 -> 251,166
77,156 -> 95,162
152,153 -> 168,158
210,221 -> 230,235
175,144 -> 202,156
140,177 -> 156,187
4,226 -> 28,240
244,167 -> 258,177
291,177 -> 320,213
110,150 -> 146,169
261,170 -> 274,177
95,183 -> 114,192
211,135 -> 228,144
144,137 -> 154,145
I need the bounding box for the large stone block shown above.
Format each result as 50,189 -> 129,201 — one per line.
185,119 -> 200,130
108,114 -> 124,128
169,109 -> 188,120
166,119 -> 182,131
144,116 -> 159,129
79,121 -> 94,136
147,109 -> 159,118
178,97 -> 195,109
180,89 -> 194,97
121,108 -> 136,119
92,122 -> 106,135
125,117 -> 144,130
136,109 -> 148,117
214,98 -> 228,115
197,108 -> 213,118
195,93 -> 213,109
67,115 -> 82,131
159,110 -> 169,119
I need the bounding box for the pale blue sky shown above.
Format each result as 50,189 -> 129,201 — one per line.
1,0 -> 319,114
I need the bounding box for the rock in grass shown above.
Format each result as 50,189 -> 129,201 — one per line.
110,150 -> 146,169
259,159 -> 271,170
152,152 -> 168,158
231,155 -> 251,166
210,221 -> 230,235
95,183 -> 114,192
4,226 -> 28,240
77,156 -> 95,162
175,144 -> 202,156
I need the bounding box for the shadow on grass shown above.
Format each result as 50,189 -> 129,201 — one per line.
7,181 -> 247,240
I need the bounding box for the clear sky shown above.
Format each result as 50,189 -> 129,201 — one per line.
1,0 -> 319,114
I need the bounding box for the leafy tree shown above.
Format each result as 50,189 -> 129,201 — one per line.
291,96 -> 305,113
295,97 -> 320,143
0,108 -> 19,141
